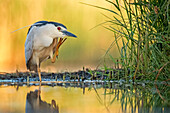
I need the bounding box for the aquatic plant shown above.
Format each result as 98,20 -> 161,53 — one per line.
82,0 -> 170,82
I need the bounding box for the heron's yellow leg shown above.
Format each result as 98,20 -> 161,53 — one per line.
37,66 -> 41,82
51,38 -> 67,63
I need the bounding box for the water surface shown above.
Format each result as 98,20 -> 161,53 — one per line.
0,82 -> 169,113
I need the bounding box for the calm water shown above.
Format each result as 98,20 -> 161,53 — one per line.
0,82 -> 169,113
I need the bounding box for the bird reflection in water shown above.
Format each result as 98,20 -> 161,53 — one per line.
25,83 -> 59,113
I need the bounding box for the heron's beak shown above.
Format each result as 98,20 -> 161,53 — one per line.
61,30 -> 77,38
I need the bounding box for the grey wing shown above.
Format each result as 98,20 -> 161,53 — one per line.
25,34 -> 33,69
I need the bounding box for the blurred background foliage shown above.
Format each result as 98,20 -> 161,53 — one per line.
0,0 -> 121,72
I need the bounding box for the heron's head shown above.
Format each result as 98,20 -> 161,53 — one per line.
28,21 -> 77,38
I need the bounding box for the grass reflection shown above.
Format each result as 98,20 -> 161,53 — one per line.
92,82 -> 170,113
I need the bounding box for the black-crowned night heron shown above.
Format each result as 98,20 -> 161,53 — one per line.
25,21 -> 77,82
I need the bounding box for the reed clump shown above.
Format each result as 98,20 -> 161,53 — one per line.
84,0 -> 170,82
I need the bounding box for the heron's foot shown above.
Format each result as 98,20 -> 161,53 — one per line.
51,58 -> 56,63
51,38 -> 66,63
51,54 -> 58,63
51,49 -> 59,63
39,78 -> 42,82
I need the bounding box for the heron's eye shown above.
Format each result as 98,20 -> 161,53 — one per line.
57,27 -> 61,31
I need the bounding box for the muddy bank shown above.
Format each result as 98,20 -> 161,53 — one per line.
0,68 -> 134,86
0,69 -> 116,82
0,68 -> 167,87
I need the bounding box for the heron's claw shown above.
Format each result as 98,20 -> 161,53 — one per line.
51,38 -> 66,63
51,59 -> 55,63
